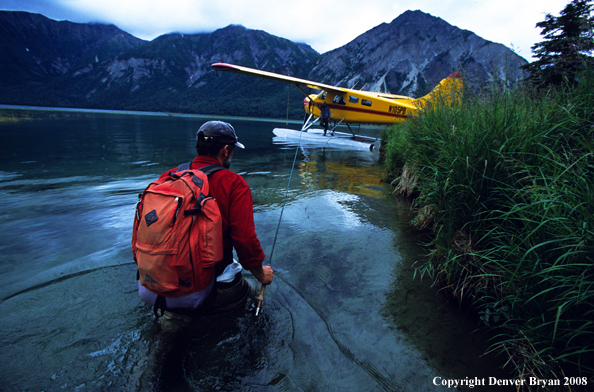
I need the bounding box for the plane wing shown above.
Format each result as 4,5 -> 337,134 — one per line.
211,63 -> 346,94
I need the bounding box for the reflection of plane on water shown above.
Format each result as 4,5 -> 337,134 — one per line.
211,62 -> 462,150
299,159 -> 387,198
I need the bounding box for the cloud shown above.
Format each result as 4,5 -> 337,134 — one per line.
441,0 -> 569,57
54,0 -> 210,38
1,0 -> 575,60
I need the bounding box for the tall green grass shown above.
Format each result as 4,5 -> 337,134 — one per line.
383,71 -> 594,386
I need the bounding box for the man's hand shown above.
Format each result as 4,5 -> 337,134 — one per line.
250,265 -> 274,285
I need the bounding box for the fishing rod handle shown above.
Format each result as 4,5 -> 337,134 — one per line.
255,284 -> 266,316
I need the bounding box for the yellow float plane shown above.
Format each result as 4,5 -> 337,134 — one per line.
211,62 -> 462,126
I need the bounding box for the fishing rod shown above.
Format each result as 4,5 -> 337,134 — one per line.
254,114 -> 313,316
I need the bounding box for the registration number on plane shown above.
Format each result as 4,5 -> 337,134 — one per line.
389,105 -> 407,115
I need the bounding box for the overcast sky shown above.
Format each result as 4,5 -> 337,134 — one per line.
0,0 -> 573,61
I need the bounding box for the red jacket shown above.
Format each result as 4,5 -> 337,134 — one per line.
165,156 -> 266,272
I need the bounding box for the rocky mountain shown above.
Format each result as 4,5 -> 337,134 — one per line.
0,10 -> 528,118
58,23 -> 319,115
309,10 -> 528,96
0,11 -> 144,85
0,11 -> 319,117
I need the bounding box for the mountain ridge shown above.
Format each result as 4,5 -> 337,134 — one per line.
0,10 -> 528,118
0,11 -> 144,84
309,10 -> 527,97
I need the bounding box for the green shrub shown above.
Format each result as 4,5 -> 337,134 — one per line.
384,71 -> 594,384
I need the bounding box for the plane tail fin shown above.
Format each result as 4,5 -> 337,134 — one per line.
415,72 -> 463,108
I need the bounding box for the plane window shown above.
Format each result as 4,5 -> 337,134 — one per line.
349,96 -> 359,104
333,95 -> 346,105
362,99 -> 372,106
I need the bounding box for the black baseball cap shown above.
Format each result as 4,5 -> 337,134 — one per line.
196,121 -> 245,149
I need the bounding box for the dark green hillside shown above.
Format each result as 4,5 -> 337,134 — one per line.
0,11 -> 144,85
0,12 -> 318,118
0,9 -> 525,119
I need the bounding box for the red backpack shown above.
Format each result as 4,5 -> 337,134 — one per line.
132,163 -> 225,300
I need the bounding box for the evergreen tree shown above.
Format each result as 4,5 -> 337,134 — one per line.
522,0 -> 594,85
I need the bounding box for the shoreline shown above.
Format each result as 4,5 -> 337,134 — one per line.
0,104 -> 304,124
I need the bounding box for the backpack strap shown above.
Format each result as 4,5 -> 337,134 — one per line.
176,162 -> 226,176
177,162 -> 191,171
175,163 -> 227,217
199,163 -> 226,176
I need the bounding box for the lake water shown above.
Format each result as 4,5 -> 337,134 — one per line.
0,110 -> 512,391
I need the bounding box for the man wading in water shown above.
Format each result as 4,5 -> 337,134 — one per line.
138,120 -> 273,314
137,121 -> 273,389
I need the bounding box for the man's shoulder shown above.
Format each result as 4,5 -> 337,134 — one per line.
189,157 -> 250,187
215,168 -> 248,186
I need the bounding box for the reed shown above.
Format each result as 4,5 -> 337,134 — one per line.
384,71 -> 594,387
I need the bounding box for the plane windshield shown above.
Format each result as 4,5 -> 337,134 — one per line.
333,95 -> 346,105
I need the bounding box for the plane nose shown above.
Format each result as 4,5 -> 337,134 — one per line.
303,97 -> 311,112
